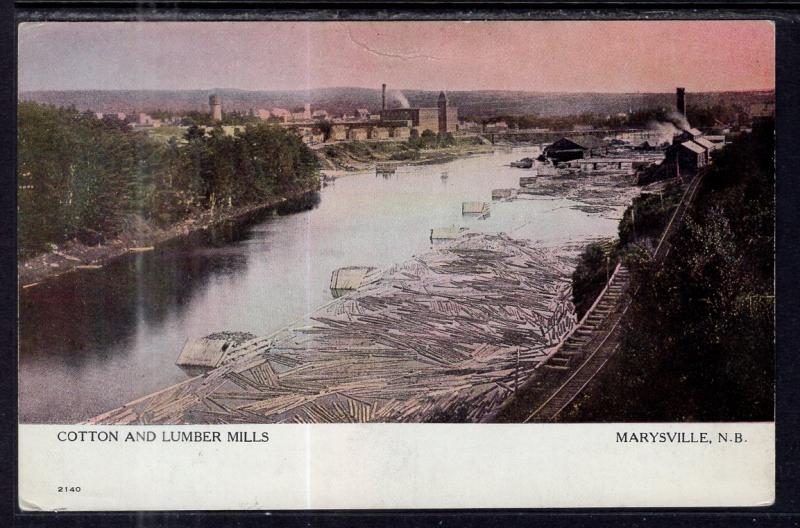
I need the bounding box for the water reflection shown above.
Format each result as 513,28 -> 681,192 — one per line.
19,147 -> 626,423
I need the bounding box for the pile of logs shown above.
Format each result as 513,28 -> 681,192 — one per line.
89,233 -> 576,425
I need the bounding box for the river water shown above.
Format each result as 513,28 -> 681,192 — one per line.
19,147 -> 629,423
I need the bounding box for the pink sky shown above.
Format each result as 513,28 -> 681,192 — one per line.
18,20 -> 775,92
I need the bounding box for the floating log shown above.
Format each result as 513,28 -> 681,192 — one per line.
430,227 -> 468,240
491,189 -> 517,200
462,201 -> 489,214
176,337 -> 232,373
92,233 -> 577,426
330,266 -> 379,298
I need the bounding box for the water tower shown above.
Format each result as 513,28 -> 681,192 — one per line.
209,94 -> 222,122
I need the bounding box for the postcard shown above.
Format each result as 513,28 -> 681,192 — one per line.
16,19 -> 775,510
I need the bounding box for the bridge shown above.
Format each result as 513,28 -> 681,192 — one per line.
465,127 -> 653,145
468,126 -> 715,145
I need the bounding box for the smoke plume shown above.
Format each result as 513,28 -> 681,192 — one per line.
647,120 -> 681,145
667,110 -> 691,131
389,90 -> 410,108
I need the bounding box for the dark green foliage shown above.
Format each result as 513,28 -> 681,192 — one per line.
571,184 -> 683,321
572,242 -> 614,320
180,110 -> 259,127
568,120 -> 774,421
684,104 -> 742,128
407,131 -> 456,150
464,102 -> 743,131
18,102 -> 319,258
317,120 -> 333,141
617,183 -> 684,246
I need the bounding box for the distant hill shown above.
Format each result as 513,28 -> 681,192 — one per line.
19,87 -> 775,119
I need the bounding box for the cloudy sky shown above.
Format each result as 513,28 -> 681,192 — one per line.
18,20 -> 775,93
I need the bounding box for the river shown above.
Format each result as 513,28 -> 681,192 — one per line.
19,147 -> 630,423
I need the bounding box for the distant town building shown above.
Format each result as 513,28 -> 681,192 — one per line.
459,120 -> 481,132
355,108 -> 371,120
271,108 -> 292,122
312,110 -> 329,120
290,104 -> 312,122
251,108 -> 271,120
132,113 -> 161,128
221,126 -> 245,137
484,121 -> 509,133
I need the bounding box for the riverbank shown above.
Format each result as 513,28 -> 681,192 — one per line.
316,138 -> 495,172
18,187 -> 319,288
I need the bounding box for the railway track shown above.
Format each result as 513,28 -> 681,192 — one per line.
519,171 -> 706,423
524,266 -> 629,422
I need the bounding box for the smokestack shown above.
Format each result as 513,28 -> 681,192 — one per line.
676,87 -> 686,116
382,84 -> 386,111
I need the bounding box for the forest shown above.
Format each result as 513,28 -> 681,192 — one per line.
567,119 -> 774,421
468,103 -> 744,133
17,102 -> 319,259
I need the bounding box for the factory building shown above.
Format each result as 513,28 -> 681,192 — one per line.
390,127 -> 410,139
330,124 -> 348,141
380,108 -> 441,133
663,140 -> 708,177
659,88 -> 715,178
370,127 -> 390,140
378,84 -> 457,134
348,128 -> 369,141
